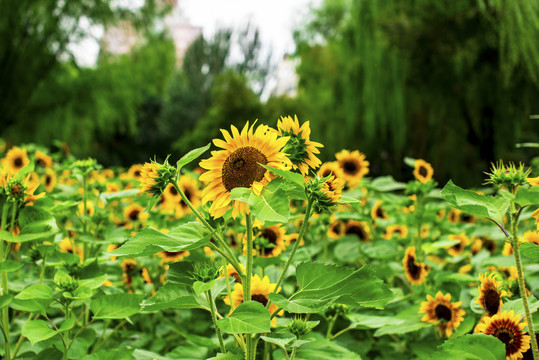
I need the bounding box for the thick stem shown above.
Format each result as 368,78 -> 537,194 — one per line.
290,347 -> 297,360
206,290 -> 226,353
244,214 -> 254,360
326,315 -> 337,339
413,194 -> 424,259
0,202 -> 10,360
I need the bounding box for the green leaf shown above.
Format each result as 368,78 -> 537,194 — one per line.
15,284 -> 54,300
501,296 -> 539,316
427,334 -> 505,360
58,317 -> 76,333
230,181 -> 290,223
99,189 -> 139,206
404,157 -> 417,167
346,313 -> 405,330
292,333 -> 362,359
0,294 -> 13,309
11,206 -> 58,243
177,143 -> 211,170
217,301 -> 271,334
90,293 -> 144,319
140,283 -> 201,312
520,242 -> 539,260
108,222 -> 211,257
374,305 -> 429,336
422,239 -> 461,254
260,336 -> 296,349
515,187 -> 539,206
22,320 -> 58,345
0,260 -> 23,272
369,176 -> 406,192
260,164 -> 305,187
193,280 -> 215,295
207,352 -> 243,360
441,180 -> 510,224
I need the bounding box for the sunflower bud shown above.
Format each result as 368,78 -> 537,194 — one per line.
287,316 -> 319,338
55,273 -> 79,293
189,260 -> 221,283
485,161 -> 530,190
140,157 -> 177,197
72,158 -> 100,176
6,178 -> 27,203
325,303 -> 349,318
306,175 -> 344,213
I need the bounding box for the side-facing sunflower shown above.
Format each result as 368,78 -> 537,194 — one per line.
476,273 -> 507,316
157,251 -> 190,264
413,159 -> 434,184
255,224 -> 287,258
447,233 -> 470,256
344,220 -> 371,242
276,115 -> 323,175
4,147 -> 30,173
335,150 -> 369,187
383,224 -> 408,240
371,200 -> 388,221
419,291 -> 465,337
223,274 -> 283,326
35,150 -> 53,168
199,122 -> 291,218
403,247 -> 429,285
476,310 -> 531,360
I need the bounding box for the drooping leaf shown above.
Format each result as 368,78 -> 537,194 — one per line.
217,301 -> 271,334
427,334 -> 505,360
90,293 -> 144,319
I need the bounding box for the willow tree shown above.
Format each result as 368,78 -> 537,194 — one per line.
295,0 -> 539,185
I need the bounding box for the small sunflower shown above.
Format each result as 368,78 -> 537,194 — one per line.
521,230 -> 539,245
223,274 -> 283,326
199,122 -> 291,219
59,237 -> 83,260
383,225 -> 408,240
344,220 -> 371,242
157,251 -> 190,264
447,233 -> 470,256
35,150 -> 53,168
328,219 -> 345,240
476,310 -> 531,360
221,263 -> 246,284
371,200 -> 388,221
502,242 -> 514,257
124,203 -> 148,223
317,161 -> 345,180
41,169 -> 57,192
285,233 -> 304,247
419,291 -> 466,337
256,224 -> 287,258
335,150 -> 369,187
448,208 -> 460,224
403,247 -> 429,285
127,164 -> 144,181
4,147 -> 29,173
413,159 -> 434,184
78,201 -> 95,217
476,273 -> 507,316
276,115 -> 323,175
172,174 -> 201,218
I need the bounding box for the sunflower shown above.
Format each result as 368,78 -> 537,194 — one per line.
532,208 -> 539,230
476,273 -> 507,316
126,164 -> 144,181
41,169 -> 57,192
448,209 -> 460,224
255,224 -> 287,258
139,161 -> 160,195
328,219 -> 345,239
413,159 -> 434,184
320,175 -> 344,205
473,235 -> 497,255
107,244 -> 120,261
285,233 -> 304,247
276,115 -> 323,175
35,150 -> 53,168
502,242 -> 514,257
489,266 -> 519,282
447,233 -> 470,256
476,310 -> 531,360
78,201 -> 95,217
4,147 -> 29,173
371,201 -> 388,221
527,176 -> 539,186
383,224 -> 408,240
344,220 -> 371,242
223,274 -> 283,326
335,150 -> 369,187
225,229 -> 241,249
419,291 -> 466,337
172,174 -> 201,218
317,161 -> 344,180
403,247 -> 429,285
124,203 -> 148,223
521,230 -> 539,245
458,264 -> 472,274
221,263 -> 246,284
157,251 -> 190,264
59,237 -> 83,260
199,122 -> 291,219
23,174 -> 45,206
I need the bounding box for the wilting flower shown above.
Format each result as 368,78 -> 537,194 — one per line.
419,291 -> 465,337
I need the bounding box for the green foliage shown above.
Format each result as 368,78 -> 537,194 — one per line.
90,293 -> 144,319
217,301 -> 271,334
427,334 -> 505,360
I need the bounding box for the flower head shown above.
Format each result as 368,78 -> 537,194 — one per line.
335,150 -> 369,187
413,159 -> 434,184
419,291 -> 465,337
139,157 -> 177,197
403,247 -> 429,285
476,273 -> 507,316
485,161 -> 530,190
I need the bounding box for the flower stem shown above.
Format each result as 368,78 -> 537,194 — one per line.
244,214 -> 253,360
206,289 -> 226,353
326,315 -> 337,339
0,202 -> 10,360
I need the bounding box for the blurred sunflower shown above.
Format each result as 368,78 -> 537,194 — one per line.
4,147 -> 29,173
35,150 -> 53,168
328,218 -> 345,240
413,159 -> 433,184
256,224 -> 287,258
419,291 -> 465,337
59,237 -> 83,260
344,220 -> 371,242
276,115 -> 323,175
476,310 -> 530,360
335,150 -> 369,187
123,203 -> 148,223
199,122 -> 291,218
476,273 -> 507,316
221,263 -> 246,284
371,200 -> 388,221
127,164 -> 144,181
521,230 -> 539,245
157,250 -> 190,264
107,244 -> 120,261
317,161 -> 344,180
383,225 -> 408,240
41,168 -> 57,192
285,233 -> 304,247
78,201 -> 95,217
173,174 -> 201,218
447,233 -> 470,256
403,247 -> 429,285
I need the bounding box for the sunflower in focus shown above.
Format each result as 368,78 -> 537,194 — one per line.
447,233 -> 470,256
35,150 -> 53,168
344,220 -> 371,242
276,115 -> 323,175
419,291 -> 465,337
256,224 -> 287,258
199,122 -> 291,218
413,159 -> 433,184
476,310 -> 531,360
476,273 -> 507,316
403,247 -> 429,285
335,150 -> 369,187
383,225 -> 408,240
223,274 -> 283,326
4,147 -> 29,173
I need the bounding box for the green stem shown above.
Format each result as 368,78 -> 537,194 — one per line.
206,290 -> 226,353
0,202 -> 10,360
326,315 -> 337,339
91,320 -> 126,353
244,214 -> 254,360
12,313 -> 36,358
290,347 -> 297,360
509,211 -> 539,360
39,254 -> 47,285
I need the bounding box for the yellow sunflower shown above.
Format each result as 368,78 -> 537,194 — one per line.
419,291 -> 465,337
476,273 -> 507,316
276,115 -> 323,175
223,274 -> 283,326
4,147 -> 29,173
502,242 -> 513,257
157,251 -> 190,264
199,122 -> 291,218
521,230 -> 539,245
413,159 -> 434,184
35,150 -> 53,168
139,161 -> 160,195
344,220 -> 371,242
527,176 -> 539,186
59,237 -> 83,260
403,247 -> 429,285
285,233 -> 304,247
124,203 -> 148,223
107,244 -> 120,261
171,174 -> 201,218
320,175 -> 344,204
448,208 -> 460,224
371,200 -> 388,221
328,219 -> 345,240
221,263 -> 246,284
447,233 -> 470,256
78,201 -> 95,217
383,225 -> 408,240
476,310 -> 531,360
41,169 -> 57,192
127,164 -> 144,181
23,173 -> 45,206
532,208 -> 539,230
335,150 -> 369,187
256,224 -> 287,258
317,161 -> 345,181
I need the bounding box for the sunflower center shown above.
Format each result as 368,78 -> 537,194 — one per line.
460,214 -> 474,223
36,159 -> 45,167
14,157 -> 23,168
375,206 -> 386,219
222,146 -> 268,191
331,222 -> 342,235
10,183 -> 23,197
484,288 -> 501,315
129,209 -> 140,221
321,169 -> 332,177
493,328 -> 514,345
252,294 -> 268,306
346,225 -> 368,241
406,256 -> 421,279
124,263 -> 136,272
342,160 -> 358,174
134,170 -> 141,178
434,304 -> 452,321
45,175 -> 52,186
230,272 -> 242,284
418,166 -> 428,177
260,229 -> 278,245
169,186 -> 178,196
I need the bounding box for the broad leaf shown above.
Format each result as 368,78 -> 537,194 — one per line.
369,176 -> 406,192
15,284 -> 54,300
217,301 -> 270,334
22,320 -> 58,345
99,189 -> 139,206
11,206 -> 58,243
520,242 -> 539,260
427,334 -> 505,360
230,181 -> 290,223
293,333 -> 362,360
501,296 -> 539,316
140,283 -> 202,312
346,313 -> 405,330
0,260 -> 23,272
177,143 -> 211,170
515,187 -> 539,206
374,305 -> 429,336
90,293 -> 144,319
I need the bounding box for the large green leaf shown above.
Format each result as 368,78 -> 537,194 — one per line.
441,180 -> 510,224
90,293 -> 144,319
9,206 -> 58,243
140,283 -> 202,312
99,189 -> 139,206
520,242 -> 539,260
501,296 -> 539,316
269,263 -> 393,313
21,320 -> 58,345
293,333 -> 362,360
374,305 -> 429,336
0,260 -> 23,272
108,222 -> 211,257
346,313 -> 405,330
515,187 -> 539,206
427,334 -> 505,360
369,176 -> 406,192
177,143 -> 211,171
230,180 -> 290,223
217,301 -> 271,334
15,284 -> 54,300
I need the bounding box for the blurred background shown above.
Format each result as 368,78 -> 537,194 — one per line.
1,0 -> 539,186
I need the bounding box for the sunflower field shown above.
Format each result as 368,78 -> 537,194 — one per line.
0,116 -> 537,360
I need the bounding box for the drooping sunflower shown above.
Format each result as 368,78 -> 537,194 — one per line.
413,159 -> 434,184
476,273 -> 507,316
199,122 -> 291,218
35,150 -> 53,168
383,224 -> 408,240
256,224 -> 287,258
157,250 -> 190,264
371,200 -> 388,221
476,310 -> 531,360
4,147 -> 29,173
403,247 -> 429,285
223,274 -> 283,326
276,115 -> 323,175
335,150 -> 369,187
447,233 -> 470,256
344,220 -> 371,242
419,291 -> 466,337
